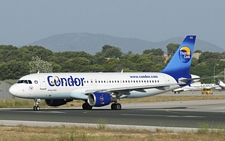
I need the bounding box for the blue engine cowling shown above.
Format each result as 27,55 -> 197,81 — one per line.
88,92 -> 112,107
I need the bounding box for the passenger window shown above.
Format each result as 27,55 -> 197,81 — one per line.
17,80 -> 21,83
28,80 -> 32,84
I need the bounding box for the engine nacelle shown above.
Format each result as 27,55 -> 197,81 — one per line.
88,92 -> 115,107
45,99 -> 73,106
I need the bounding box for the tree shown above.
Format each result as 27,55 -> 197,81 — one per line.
0,45 -> 18,62
143,48 -> 164,56
0,61 -> 29,80
61,57 -> 91,72
51,62 -> 62,72
29,56 -> 53,73
198,52 -> 220,63
102,58 -> 120,72
136,54 -> 154,72
191,58 -> 198,67
166,43 -> 179,56
101,45 -> 122,58
89,64 -> 105,72
92,52 -> 106,65
194,50 -> 202,53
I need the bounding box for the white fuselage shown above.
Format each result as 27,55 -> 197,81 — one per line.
9,72 -> 179,100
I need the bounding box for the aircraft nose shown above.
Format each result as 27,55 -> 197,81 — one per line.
9,85 -> 18,96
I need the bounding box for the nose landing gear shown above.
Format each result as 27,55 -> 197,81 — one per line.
33,99 -> 40,111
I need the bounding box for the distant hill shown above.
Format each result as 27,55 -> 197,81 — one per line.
29,33 -> 224,54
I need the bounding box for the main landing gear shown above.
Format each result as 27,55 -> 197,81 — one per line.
82,102 -> 122,110
82,102 -> 93,110
33,99 -> 40,111
111,103 -> 122,110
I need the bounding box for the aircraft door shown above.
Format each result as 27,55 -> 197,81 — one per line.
39,76 -> 46,90
162,75 -> 171,90
163,75 -> 170,84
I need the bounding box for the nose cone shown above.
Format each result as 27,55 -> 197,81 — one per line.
9,85 -> 18,97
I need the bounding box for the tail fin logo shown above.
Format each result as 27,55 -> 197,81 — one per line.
179,46 -> 191,63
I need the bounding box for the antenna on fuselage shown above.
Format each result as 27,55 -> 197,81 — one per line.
37,70 -> 39,74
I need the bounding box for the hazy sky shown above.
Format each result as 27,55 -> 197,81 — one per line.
1,0 -> 225,49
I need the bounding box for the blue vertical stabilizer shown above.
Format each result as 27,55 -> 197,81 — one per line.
161,35 -> 196,83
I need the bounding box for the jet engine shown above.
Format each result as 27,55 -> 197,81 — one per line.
45,99 -> 73,106
88,92 -> 116,107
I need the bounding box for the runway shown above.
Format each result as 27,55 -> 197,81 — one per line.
0,99 -> 225,130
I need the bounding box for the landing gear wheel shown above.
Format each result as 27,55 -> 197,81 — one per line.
111,103 -> 116,110
33,105 -> 40,111
33,99 -> 40,111
111,103 -> 122,110
82,103 -> 93,110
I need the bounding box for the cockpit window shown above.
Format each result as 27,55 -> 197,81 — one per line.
17,80 -> 32,84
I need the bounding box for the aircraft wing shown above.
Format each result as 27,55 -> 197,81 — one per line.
180,75 -> 217,84
172,88 -> 184,93
203,86 -> 214,89
172,85 -> 200,93
84,83 -> 178,94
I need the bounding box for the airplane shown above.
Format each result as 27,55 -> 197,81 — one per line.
9,35 -> 197,111
215,78 -> 225,89
172,81 -> 217,94
172,81 -> 201,94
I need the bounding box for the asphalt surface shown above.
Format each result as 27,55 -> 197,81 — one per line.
0,106 -> 224,128
0,91 -> 225,131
